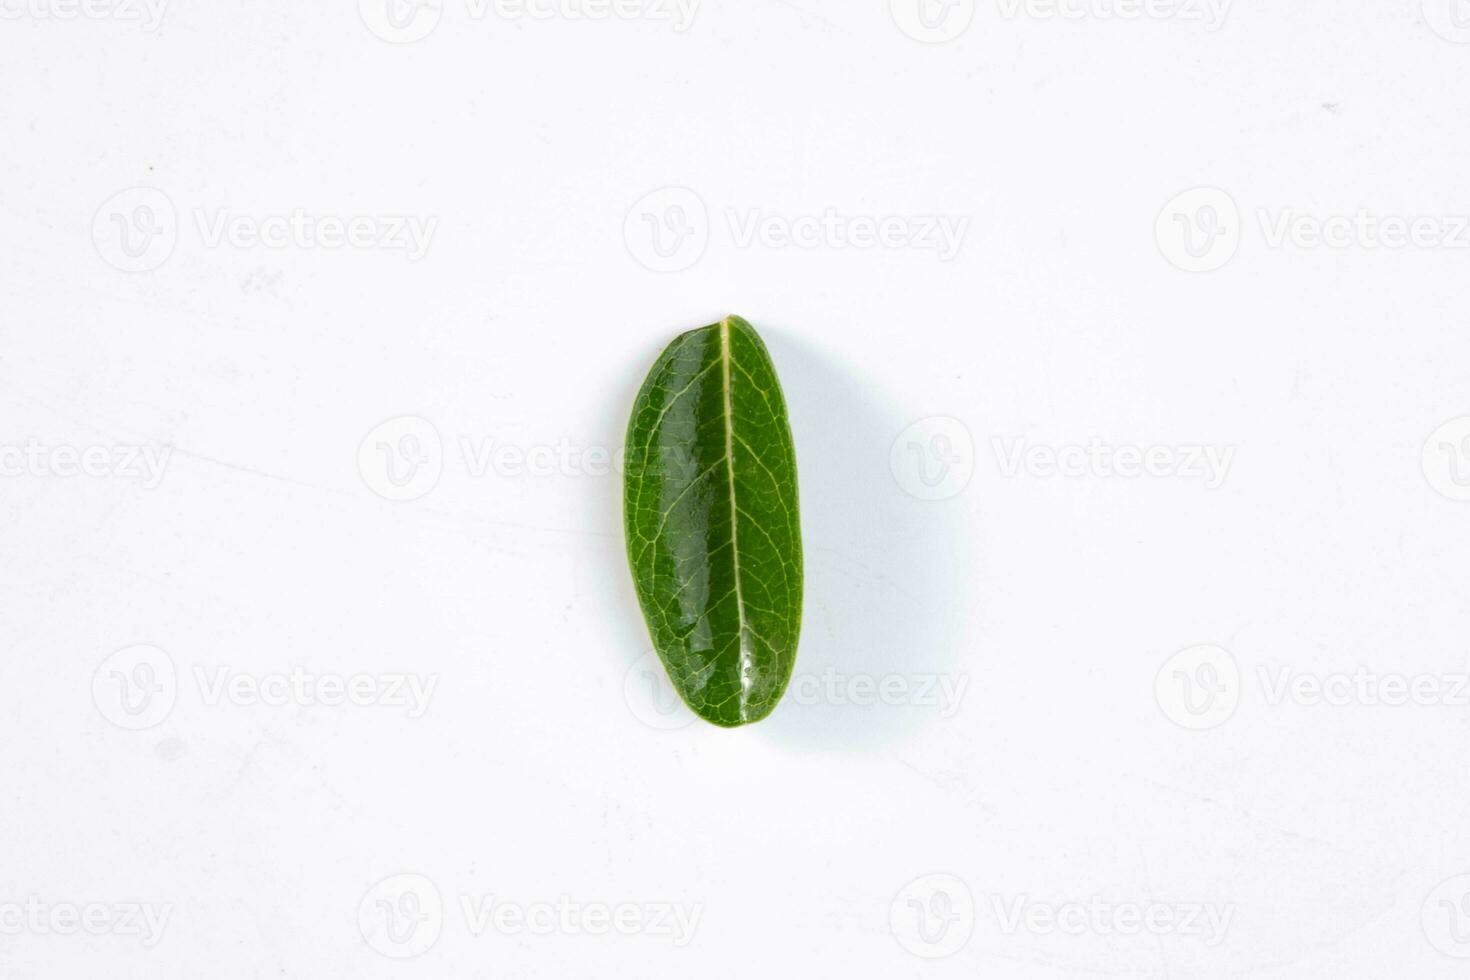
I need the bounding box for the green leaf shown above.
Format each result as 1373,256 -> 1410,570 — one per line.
623,315 -> 803,728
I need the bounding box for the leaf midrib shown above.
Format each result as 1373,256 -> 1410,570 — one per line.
719,316 -> 753,719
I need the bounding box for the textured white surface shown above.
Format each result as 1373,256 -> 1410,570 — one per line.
3,1 -> 1470,977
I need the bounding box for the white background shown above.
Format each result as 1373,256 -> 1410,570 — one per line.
3,0 -> 1470,976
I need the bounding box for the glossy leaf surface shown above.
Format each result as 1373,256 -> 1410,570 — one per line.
623,316 -> 803,727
